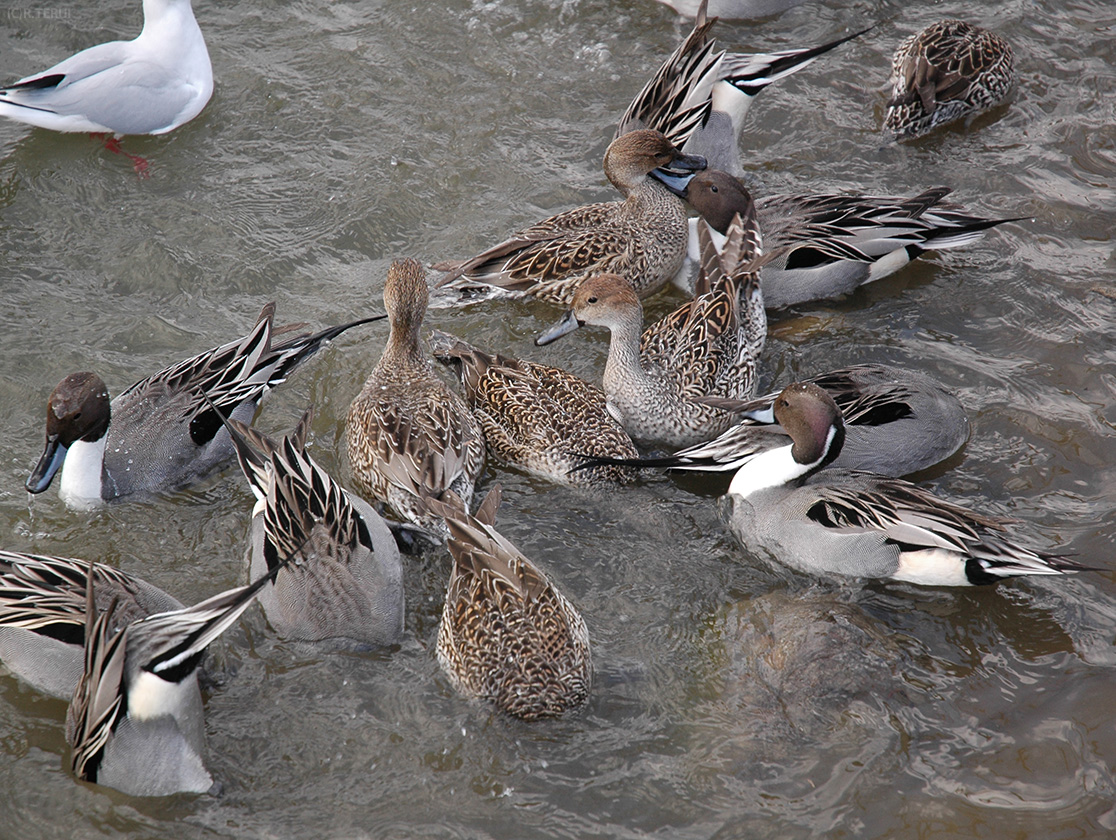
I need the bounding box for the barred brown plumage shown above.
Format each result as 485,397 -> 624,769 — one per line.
885,20 -> 1016,140
430,330 -> 639,486
428,487 -> 591,721
347,259 -> 486,535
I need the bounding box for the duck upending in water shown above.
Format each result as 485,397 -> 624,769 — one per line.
537,210 -> 767,449
226,410 -> 405,648
884,20 -> 1016,141
433,130 -> 706,306
429,330 -> 639,486
617,0 -> 867,176
429,487 -> 591,721
0,549 -> 299,796
720,382 -> 1084,586
347,259 -> 486,534
0,552 -> 183,702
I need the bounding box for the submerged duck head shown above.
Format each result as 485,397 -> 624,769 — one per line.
603,129 -> 706,194
26,372 -> 111,494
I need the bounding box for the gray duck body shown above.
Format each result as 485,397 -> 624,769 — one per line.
26,303 -> 380,509
230,411 -> 404,648
721,382 -> 1082,586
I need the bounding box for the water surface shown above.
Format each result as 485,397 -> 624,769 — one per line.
1,0 -> 1114,837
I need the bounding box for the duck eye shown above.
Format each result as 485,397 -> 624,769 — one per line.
587,296 -> 598,304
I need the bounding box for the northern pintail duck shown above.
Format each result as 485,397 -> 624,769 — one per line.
719,382 -> 1081,586
227,409 -> 405,647
347,259 -> 486,534
429,330 -> 639,486
885,20 -> 1016,141
664,168 -> 1020,306
537,213 -> 766,448
430,487 -> 591,720
0,0 -> 212,136
0,551 -> 294,796
26,304 -> 382,511
0,551 -> 183,701
433,130 -> 706,306
585,364 -> 968,478
618,0 -> 867,176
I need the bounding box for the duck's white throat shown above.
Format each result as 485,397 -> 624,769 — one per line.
727,426 -> 836,499
58,437 -> 107,509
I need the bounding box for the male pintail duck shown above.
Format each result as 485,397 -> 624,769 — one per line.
429,487 -> 591,720
26,304 -> 383,510
429,330 -> 639,486
537,212 -> 766,448
618,0 -> 868,175
347,259 -> 486,534
718,382 -> 1082,586
226,409 -> 405,647
433,129 -> 706,306
0,0 -> 212,136
580,365 -> 969,479
663,168 -> 1020,306
63,553 -> 300,796
885,20 -> 1016,141
0,551 -> 183,701
0,550 -> 297,796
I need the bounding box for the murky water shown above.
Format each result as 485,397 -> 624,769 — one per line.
1,0 -> 1114,836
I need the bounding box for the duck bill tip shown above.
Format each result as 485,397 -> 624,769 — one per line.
650,166 -> 700,198
26,437 -> 67,494
535,310 -> 581,346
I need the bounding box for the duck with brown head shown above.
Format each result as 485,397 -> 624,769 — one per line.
347,259 -> 486,536
721,382 -> 1085,586
434,129 -> 706,306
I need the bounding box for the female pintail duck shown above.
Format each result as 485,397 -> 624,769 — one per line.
885,20 -> 1016,141
347,259 -> 486,535
580,364 -> 969,479
433,129 -> 706,306
0,551 -> 183,701
429,330 -> 639,486
718,382 -> 1082,586
0,550 -> 296,796
429,487 -> 591,720
662,168 -> 1020,306
618,0 -> 867,175
26,304 -> 383,511
537,212 -> 766,449
226,409 -> 404,647
0,0 -> 212,137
